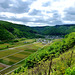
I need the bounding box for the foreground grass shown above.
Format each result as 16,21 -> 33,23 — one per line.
0,49 -> 20,58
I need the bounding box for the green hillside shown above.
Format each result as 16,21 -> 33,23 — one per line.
0,20 -> 37,41
32,25 -> 75,35
0,20 -> 75,41
13,46 -> 75,75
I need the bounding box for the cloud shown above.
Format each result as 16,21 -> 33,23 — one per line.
42,1 -> 51,7
0,0 -> 11,9
0,0 -> 36,13
28,9 -> 42,16
63,7 -> 75,21
65,7 -> 75,15
0,0 -> 75,26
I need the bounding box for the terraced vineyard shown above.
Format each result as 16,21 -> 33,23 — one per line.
0,41 -> 46,75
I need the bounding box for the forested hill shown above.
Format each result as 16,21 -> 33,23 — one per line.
0,20 -> 38,41
0,20 -> 75,41
32,24 -> 75,35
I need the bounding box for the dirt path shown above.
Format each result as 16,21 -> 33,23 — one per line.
0,63 -> 9,68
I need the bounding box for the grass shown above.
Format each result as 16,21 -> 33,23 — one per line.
0,60 -> 26,74
34,42 -> 45,48
0,50 -> 37,65
0,59 -> 15,65
24,50 -> 36,52
25,39 -> 35,42
12,53 -> 28,58
0,51 -> 33,65
0,49 -> 20,58
0,39 -> 35,50
8,56 -> 22,61
0,43 -> 13,50
19,51 -> 32,55
0,42 -> 42,59
0,67 -> 4,70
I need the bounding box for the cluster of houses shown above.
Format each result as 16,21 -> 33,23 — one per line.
23,35 -> 62,45
37,38 -> 52,45
37,35 -> 63,45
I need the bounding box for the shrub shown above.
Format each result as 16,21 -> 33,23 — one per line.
20,38 -> 26,41
13,39 -> 19,42
65,67 -> 75,75
0,41 -> 4,44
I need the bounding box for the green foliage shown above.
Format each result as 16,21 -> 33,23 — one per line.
0,59 -> 15,65
65,67 -> 75,75
0,41 -> 4,44
13,39 -> 19,42
1,20 -> 75,41
33,25 -> 75,36
20,38 -> 26,41
0,25 -> 15,40
0,20 -> 37,41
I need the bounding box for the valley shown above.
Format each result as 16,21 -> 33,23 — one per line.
0,0 -> 75,74
0,38 -> 50,74
0,21 -> 75,75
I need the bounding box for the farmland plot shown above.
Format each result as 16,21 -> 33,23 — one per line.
0,42 -> 46,74
0,49 -> 20,58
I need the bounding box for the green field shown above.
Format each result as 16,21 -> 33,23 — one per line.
0,49 -> 20,58
0,41 -> 47,74
0,39 -> 35,50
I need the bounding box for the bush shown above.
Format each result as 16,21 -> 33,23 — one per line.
20,38 -> 26,41
65,67 -> 75,75
0,42 -> 4,44
13,39 -> 19,42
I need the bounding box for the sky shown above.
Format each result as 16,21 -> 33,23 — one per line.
0,0 -> 75,26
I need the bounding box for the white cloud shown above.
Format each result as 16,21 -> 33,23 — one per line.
0,0 -> 75,26
0,12 -> 15,18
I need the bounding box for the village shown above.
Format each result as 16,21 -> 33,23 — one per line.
36,35 -> 63,45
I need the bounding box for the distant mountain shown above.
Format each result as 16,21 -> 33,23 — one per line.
32,24 -> 75,35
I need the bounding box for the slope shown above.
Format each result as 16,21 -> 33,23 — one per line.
0,20 -> 37,41
32,25 -> 75,35
11,32 -> 75,75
